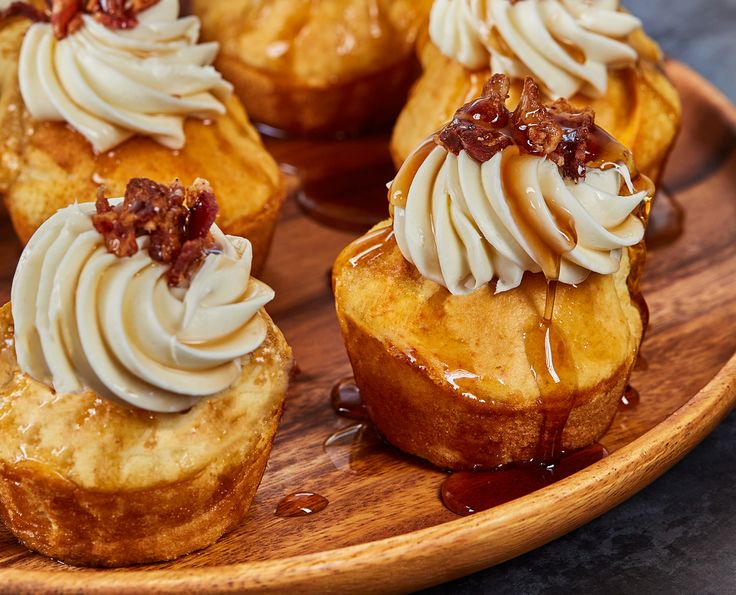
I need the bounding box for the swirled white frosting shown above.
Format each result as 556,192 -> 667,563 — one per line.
429,0 -> 641,97
392,145 -> 648,295
11,201 -> 273,413
18,0 -> 233,153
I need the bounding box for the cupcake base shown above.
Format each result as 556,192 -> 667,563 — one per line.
0,304 -> 293,567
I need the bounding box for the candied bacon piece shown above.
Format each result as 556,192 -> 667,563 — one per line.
186,183 -> 219,241
435,74 -> 596,181
92,178 -> 221,287
509,77 -> 563,157
50,0 -> 82,38
436,74 -> 514,163
167,237 -> 215,288
92,190 -> 140,259
548,99 -> 596,181
4,0 -> 160,38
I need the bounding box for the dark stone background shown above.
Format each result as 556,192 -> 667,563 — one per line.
424,1 -> 736,593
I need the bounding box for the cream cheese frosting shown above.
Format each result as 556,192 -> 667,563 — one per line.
392,143 -> 648,295
11,201 -> 273,413
429,0 -> 641,98
17,0 -> 233,153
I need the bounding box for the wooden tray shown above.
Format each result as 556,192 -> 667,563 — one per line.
0,61 -> 734,594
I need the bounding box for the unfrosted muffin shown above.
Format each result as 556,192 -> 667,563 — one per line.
0,177 -> 293,566
391,0 -> 680,183
0,0 -> 284,273
192,0 -> 433,135
335,76 -> 652,468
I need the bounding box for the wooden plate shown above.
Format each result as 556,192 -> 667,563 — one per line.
0,61 -> 734,594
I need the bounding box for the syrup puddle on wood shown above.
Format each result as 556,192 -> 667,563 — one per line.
330,376 -> 368,421
441,444 -> 609,516
275,492 -> 329,518
323,423 -> 386,475
619,385 -> 640,410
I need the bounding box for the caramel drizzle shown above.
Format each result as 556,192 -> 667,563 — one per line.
383,77 -> 654,463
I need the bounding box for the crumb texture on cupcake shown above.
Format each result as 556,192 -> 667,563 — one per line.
0,178 -> 293,566
191,0 -> 434,134
336,75 -> 650,468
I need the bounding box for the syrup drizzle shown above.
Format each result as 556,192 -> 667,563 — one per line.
441,443 -> 609,516
620,385 -> 640,410
345,225 -> 395,268
275,492 -> 329,518
331,377 -> 368,420
524,277 -> 578,462
345,108 -> 649,515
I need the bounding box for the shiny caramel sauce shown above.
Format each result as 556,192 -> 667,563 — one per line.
344,225 -> 395,268
330,376 -> 368,421
323,423 -> 386,475
634,353 -> 649,371
387,136 -> 436,212
275,492 -> 329,518
502,148 -> 576,279
620,385 -> 640,410
441,443 -> 609,516
524,278 -> 579,463
347,94 -> 651,513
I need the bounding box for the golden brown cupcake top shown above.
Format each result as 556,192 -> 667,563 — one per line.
213,0 -> 433,85
11,177 -> 275,413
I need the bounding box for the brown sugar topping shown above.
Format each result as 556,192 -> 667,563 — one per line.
436,74 -> 596,182
0,0 -> 160,39
92,178 -> 219,287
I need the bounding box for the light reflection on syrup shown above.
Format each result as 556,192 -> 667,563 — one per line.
330,377 -> 368,421
620,385 -> 640,410
275,492 -> 329,518
441,443 -> 609,516
524,278 -> 578,463
323,423 -> 386,475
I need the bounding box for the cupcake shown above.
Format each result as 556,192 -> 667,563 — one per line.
391,0 -> 680,182
0,0 -> 284,274
334,76 -> 652,468
191,0 -> 433,135
0,177 -> 293,566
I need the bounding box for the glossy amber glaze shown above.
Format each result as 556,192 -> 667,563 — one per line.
0,18 -> 285,274
333,226 -> 643,468
0,303 -> 294,566
392,36 -> 681,183
192,0 -> 433,134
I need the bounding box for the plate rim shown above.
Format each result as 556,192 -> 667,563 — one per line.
1,60 -> 735,595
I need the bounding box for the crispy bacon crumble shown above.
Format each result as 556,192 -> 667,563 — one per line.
0,0 -> 160,39
92,178 -> 220,287
436,74 -> 596,181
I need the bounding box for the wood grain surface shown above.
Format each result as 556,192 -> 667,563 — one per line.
0,61 -> 734,594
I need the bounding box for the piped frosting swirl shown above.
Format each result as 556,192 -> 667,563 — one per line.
429,0 -> 642,98
11,192 -> 273,413
17,0 -> 233,152
389,75 -> 651,295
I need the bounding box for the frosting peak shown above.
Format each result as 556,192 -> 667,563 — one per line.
389,76 -> 652,295
11,182 -> 274,413
17,0 -> 233,152
429,0 -> 642,98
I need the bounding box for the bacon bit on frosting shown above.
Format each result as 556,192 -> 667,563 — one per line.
0,0 -> 161,39
436,74 -> 595,181
93,178 -> 219,287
